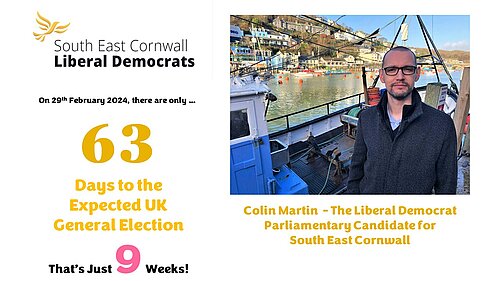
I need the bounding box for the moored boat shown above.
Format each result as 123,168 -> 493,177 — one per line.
291,70 -> 316,77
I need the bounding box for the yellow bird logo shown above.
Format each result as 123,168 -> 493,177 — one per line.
33,12 -> 70,42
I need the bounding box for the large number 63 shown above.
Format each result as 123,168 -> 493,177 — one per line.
82,124 -> 152,163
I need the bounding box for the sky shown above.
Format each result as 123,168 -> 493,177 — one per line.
322,15 -> 470,51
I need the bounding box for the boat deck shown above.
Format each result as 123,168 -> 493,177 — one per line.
288,132 -> 471,195
288,133 -> 355,195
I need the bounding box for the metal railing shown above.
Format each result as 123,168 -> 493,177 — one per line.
267,92 -> 364,132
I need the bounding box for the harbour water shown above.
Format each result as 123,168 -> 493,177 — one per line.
266,70 -> 463,133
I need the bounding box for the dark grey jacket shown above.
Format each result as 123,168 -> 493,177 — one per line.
346,89 -> 457,194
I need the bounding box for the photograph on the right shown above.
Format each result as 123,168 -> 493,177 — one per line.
230,15 -> 470,195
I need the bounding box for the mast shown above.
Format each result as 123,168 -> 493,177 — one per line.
371,15 -> 459,95
371,16 -> 407,88
416,15 -> 459,95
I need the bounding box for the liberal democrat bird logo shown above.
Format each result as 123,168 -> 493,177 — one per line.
33,12 -> 70,42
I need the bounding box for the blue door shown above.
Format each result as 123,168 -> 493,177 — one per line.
230,101 -> 267,194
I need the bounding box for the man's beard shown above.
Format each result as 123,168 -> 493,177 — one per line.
388,83 -> 413,101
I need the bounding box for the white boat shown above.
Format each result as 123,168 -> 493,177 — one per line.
292,71 -> 315,77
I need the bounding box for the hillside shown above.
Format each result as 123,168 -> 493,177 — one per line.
230,15 -> 470,64
415,48 -> 470,63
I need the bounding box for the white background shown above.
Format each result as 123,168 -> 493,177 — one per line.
0,0 -> 497,280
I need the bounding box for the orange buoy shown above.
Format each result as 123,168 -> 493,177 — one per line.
278,80 -> 283,84
278,75 -> 282,78
463,115 -> 470,134
298,79 -> 303,83
367,87 -> 380,105
285,76 -> 289,81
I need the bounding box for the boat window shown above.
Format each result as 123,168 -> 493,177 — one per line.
230,109 -> 250,140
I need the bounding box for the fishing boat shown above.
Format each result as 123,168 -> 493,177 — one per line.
325,70 -> 351,75
291,70 -> 316,77
230,74 -> 308,194
230,15 -> 469,195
